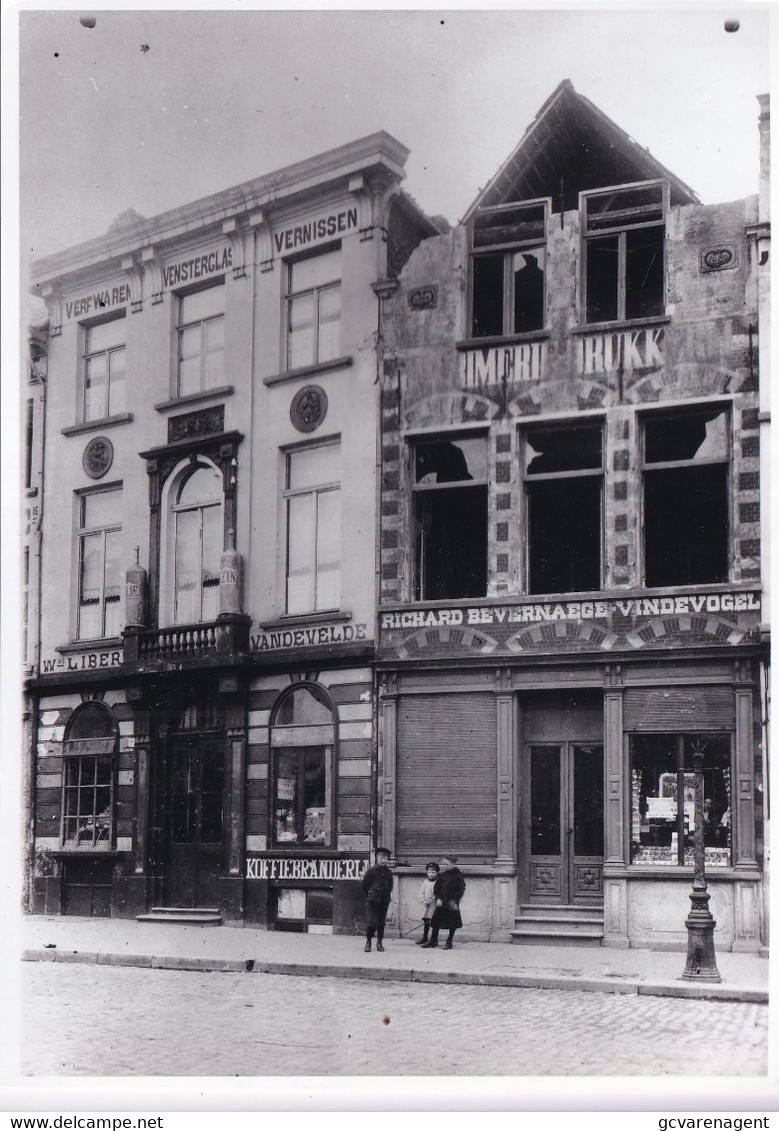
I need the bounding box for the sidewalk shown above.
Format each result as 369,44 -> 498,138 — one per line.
20,915 -> 769,1003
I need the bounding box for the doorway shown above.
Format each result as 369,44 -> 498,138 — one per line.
164,733 -> 226,908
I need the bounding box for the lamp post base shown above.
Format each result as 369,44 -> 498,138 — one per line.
681,888 -> 721,982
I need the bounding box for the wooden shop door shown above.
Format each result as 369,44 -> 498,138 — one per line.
164,734 -> 226,908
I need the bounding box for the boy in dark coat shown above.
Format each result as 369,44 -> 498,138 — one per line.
362,847 -> 393,952
421,855 -> 466,949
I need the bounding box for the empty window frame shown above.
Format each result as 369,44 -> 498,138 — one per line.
284,442 -> 341,615
82,315 -> 126,422
176,282 -> 225,397
61,703 -> 117,850
76,487 -> 122,640
523,422 -> 603,594
630,733 -> 732,867
171,463 -> 223,624
413,434 -> 488,601
582,182 -> 667,324
470,201 -> 546,338
286,247 -> 342,370
642,407 -> 730,587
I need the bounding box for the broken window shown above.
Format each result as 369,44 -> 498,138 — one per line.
642,407 -> 729,587
470,201 -> 546,338
582,182 -> 666,323
413,434 -> 488,600
523,422 -> 603,594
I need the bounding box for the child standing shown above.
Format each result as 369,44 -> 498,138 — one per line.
416,862 -> 440,945
362,846 -> 394,952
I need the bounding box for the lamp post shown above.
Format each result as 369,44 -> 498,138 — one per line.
681,746 -> 721,982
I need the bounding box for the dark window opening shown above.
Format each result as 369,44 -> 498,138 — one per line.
25,399 -> 34,490
413,436 -> 488,600
471,200 -> 546,338
643,408 -> 729,587
583,182 -> 665,324
524,423 -> 602,594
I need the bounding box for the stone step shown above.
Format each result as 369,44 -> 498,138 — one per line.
518,904 -> 604,924
137,907 -> 223,925
511,905 -> 604,946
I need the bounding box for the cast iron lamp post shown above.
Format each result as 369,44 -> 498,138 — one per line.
681,745 -> 721,982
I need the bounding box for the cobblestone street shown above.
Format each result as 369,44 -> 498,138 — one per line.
21,962 -> 768,1077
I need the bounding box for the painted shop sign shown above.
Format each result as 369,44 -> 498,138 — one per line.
250,622 -> 369,653
460,341 -> 545,387
65,283 -> 132,320
41,648 -> 123,675
161,246 -> 233,288
246,856 -> 368,880
273,207 -> 359,254
577,327 -> 664,376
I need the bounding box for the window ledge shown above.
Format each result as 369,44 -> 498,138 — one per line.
456,331 -> 549,351
25,486 -> 38,498
52,848 -> 119,857
155,386 -> 235,412
263,356 -> 353,387
260,611 -> 352,630
572,315 -> 671,335
57,638 -> 124,654
62,414 -> 134,436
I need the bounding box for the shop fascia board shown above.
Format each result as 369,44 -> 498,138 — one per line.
30,131 -> 411,290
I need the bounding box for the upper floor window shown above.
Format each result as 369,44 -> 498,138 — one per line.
24,399 -> 34,489
61,702 -> 118,850
285,442 -> 341,615
470,201 -> 546,338
83,315 -> 126,422
582,182 -> 667,324
77,487 -> 122,640
642,406 -> 729,587
523,421 -> 603,594
413,434 -> 488,601
177,282 -> 225,397
286,247 -> 342,370
170,462 -> 223,624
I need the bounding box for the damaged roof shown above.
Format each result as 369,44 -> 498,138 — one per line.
463,80 -> 700,221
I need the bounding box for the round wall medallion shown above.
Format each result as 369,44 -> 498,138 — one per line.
290,385 -> 328,433
83,436 -> 114,479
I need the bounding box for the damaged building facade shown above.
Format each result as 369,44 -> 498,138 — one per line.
25,134 -> 439,931
376,83 -> 770,949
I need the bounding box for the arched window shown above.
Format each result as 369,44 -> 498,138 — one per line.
61,702 -> 118,849
165,461 -> 223,625
270,684 -> 336,847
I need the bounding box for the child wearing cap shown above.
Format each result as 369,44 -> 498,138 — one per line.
421,855 -> 466,949
361,847 -> 394,952
416,862 -> 440,946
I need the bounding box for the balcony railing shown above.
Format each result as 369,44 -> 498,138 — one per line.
123,614 -> 250,667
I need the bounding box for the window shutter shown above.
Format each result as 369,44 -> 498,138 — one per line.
623,687 -> 735,731
396,694 -> 497,859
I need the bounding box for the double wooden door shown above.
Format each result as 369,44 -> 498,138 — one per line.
164,734 -> 226,908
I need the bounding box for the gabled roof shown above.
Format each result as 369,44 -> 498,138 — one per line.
463,80 -> 699,222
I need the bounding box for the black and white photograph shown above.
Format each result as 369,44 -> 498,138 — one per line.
2,1 -> 776,1114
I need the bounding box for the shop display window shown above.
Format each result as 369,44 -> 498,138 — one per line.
642,406 -> 729,587
272,748 -> 331,845
630,733 -> 732,867
523,421 -> 603,594
581,181 -> 666,323
470,200 -> 546,338
412,433 -> 488,600
60,703 -> 117,850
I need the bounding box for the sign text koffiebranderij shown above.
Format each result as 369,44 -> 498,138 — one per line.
246,857 -> 367,881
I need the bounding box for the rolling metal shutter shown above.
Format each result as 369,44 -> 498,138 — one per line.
396,693 -> 497,859
622,686 -> 735,731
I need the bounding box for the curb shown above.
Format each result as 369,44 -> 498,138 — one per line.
21,948 -> 768,1003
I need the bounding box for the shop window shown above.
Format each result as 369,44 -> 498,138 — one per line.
523,421 -> 602,594
76,487 -> 122,640
170,462 -> 223,624
82,314 -> 126,422
642,407 -> 729,587
582,182 -> 666,323
176,282 -> 225,397
270,684 -> 335,848
61,702 -> 117,849
470,200 -> 546,337
284,442 -> 340,615
286,247 -> 341,370
413,434 -> 488,601
630,734 -> 732,868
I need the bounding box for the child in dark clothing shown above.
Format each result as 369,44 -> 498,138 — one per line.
361,847 -> 393,952
421,855 -> 466,949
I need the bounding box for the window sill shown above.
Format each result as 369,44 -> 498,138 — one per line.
571,315 -> 671,335
155,386 -> 235,412
62,414 -> 134,436
260,610 -> 352,630
52,847 -> 119,856
263,356 -> 353,387
456,331 -> 549,351
57,638 -> 124,654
